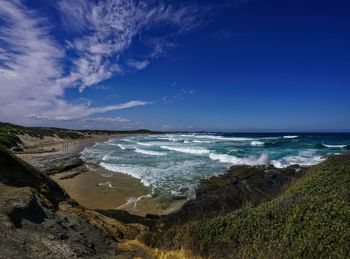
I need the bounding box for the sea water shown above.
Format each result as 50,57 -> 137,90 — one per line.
80,133 -> 350,198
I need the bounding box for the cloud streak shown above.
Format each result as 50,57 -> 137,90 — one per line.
58,0 -> 204,92
30,101 -> 150,121
85,117 -> 130,124
0,0 -> 216,127
0,0 -> 65,124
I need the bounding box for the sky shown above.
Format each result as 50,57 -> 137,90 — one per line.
0,0 -> 349,132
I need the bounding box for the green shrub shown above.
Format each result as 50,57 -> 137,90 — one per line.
0,122 -> 160,149
161,155 -> 350,258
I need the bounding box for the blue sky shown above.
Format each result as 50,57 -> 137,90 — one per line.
0,0 -> 349,131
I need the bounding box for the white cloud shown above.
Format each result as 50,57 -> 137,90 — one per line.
0,1 -> 64,124
0,1 -> 64,100
0,0 -> 208,126
30,101 -> 150,121
58,0 -> 204,92
127,60 -> 150,71
86,117 -> 130,123
0,1 -> 153,125
181,88 -> 196,94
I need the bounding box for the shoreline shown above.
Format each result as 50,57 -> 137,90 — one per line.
17,134 -> 186,216
52,162 -> 186,216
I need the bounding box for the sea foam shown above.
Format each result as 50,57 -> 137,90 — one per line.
134,147 -> 167,156
322,144 -> 347,148
100,162 -> 151,187
81,133 -> 349,198
250,140 -> 264,146
271,150 -> 324,168
194,135 -> 253,141
136,142 -> 154,146
209,153 -> 269,166
160,145 -> 210,155
117,144 -> 126,150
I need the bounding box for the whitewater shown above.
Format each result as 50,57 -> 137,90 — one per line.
81,133 -> 350,198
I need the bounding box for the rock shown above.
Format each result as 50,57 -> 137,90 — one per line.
0,146 -> 162,258
0,147 -> 119,258
162,164 -> 306,224
33,154 -> 84,175
96,209 -> 158,228
0,146 -> 69,207
145,213 -> 160,219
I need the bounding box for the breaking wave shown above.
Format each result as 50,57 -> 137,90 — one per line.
271,155 -> 324,168
195,135 -> 253,141
322,144 -> 347,148
80,133 -> 350,198
134,147 -> 167,156
271,150 -> 324,168
160,145 -> 210,155
209,153 -> 269,166
100,162 -> 150,187
117,144 -> 126,150
251,140 -> 265,146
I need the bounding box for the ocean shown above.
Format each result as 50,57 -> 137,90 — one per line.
80,133 -> 350,198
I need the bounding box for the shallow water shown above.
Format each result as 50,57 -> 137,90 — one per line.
80,133 -> 350,198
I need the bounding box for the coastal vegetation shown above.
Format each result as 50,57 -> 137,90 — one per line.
0,122 -> 158,149
154,154 -> 350,258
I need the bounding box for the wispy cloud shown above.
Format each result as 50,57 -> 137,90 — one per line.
161,86 -> 196,103
86,117 -> 130,123
181,88 -> 196,95
170,81 -> 178,87
30,101 -> 150,121
127,60 -> 150,71
58,0 -> 205,92
0,0 -> 65,124
0,0 -> 216,126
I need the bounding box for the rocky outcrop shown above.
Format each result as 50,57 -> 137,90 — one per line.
26,152 -> 84,176
0,183 -> 119,258
0,146 -> 161,258
0,146 -> 70,207
0,146 -> 121,258
162,164 -> 306,224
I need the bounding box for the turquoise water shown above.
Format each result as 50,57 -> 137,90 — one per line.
80,133 -> 350,198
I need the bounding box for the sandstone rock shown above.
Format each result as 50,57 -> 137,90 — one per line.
0,147 -> 120,258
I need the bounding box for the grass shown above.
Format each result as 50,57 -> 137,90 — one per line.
0,131 -> 21,148
0,122 -> 159,149
157,154 -> 350,258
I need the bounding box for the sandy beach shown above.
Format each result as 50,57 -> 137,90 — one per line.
17,134 -> 186,216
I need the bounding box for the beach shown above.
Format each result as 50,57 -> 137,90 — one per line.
17,132 -> 350,216
17,134 -> 185,216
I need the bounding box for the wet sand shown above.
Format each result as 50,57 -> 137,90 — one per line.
17,134 -> 186,216
51,164 -> 186,216
50,164 -> 150,210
